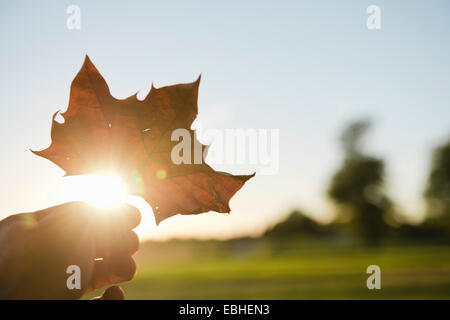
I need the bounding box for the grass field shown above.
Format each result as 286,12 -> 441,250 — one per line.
84,239 -> 450,299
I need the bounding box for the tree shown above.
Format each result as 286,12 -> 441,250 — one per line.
264,210 -> 332,239
424,139 -> 450,229
328,120 -> 391,245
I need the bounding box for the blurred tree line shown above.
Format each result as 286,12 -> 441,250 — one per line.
265,120 -> 450,245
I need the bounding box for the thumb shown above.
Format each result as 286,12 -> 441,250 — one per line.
90,286 -> 124,300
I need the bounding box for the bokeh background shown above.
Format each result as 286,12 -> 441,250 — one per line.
0,0 -> 449,299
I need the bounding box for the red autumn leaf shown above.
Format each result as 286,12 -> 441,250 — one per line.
32,56 -> 254,224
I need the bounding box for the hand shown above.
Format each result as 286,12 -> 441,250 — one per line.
0,202 -> 140,299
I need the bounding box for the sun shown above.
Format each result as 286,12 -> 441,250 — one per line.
56,174 -> 158,235
58,174 -> 128,208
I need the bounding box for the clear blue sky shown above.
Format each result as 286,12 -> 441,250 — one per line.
1,0 -> 449,240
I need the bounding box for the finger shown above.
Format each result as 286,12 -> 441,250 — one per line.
89,204 -> 141,241
31,209 -> 52,222
32,202 -> 95,221
90,286 -> 124,300
31,202 -> 141,230
95,230 -> 139,258
87,255 -> 136,292
104,203 -> 141,230
31,202 -> 84,222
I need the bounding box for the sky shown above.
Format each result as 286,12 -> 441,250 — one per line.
0,0 -> 449,240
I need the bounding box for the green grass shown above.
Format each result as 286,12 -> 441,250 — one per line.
84,239 -> 450,299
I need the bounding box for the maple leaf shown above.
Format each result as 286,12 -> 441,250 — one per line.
32,56 -> 254,224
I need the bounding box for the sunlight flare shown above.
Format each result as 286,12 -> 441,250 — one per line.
58,174 -> 128,208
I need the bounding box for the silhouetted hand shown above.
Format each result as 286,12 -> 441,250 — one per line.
0,202 -> 140,299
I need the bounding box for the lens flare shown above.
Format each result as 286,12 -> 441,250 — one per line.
58,174 -> 127,208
